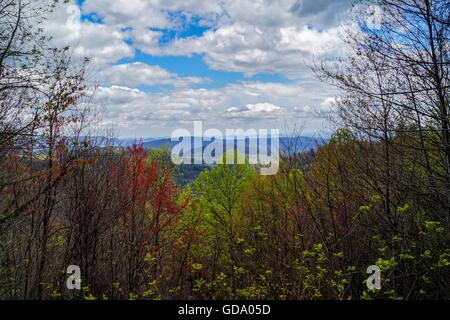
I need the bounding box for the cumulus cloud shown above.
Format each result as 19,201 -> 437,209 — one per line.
98,62 -> 208,87
73,0 -> 350,76
41,0 -> 349,135
92,85 -> 224,129
295,96 -> 340,117
224,103 -> 286,119
43,3 -> 133,66
134,21 -> 345,77
44,0 -> 350,76
88,81 -> 337,136
82,0 -> 223,30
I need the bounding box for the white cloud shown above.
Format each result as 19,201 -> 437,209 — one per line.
44,0 -> 350,76
224,103 -> 286,119
82,0 -> 223,30
98,62 -> 208,87
92,85 -> 223,128
74,0 -> 350,76
43,3 -> 133,66
319,96 -> 340,113
41,0 -> 349,136
82,0 -> 169,30
278,26 -> 342,56
132,21 -> 345,78
89,81 -> 337,136
295,96 -> 340,116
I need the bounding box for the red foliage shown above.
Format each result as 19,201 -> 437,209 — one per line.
113,143 -> 189,239
122,144 -> 159,212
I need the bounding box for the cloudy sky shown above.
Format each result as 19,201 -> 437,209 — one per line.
44,0 -> 352,137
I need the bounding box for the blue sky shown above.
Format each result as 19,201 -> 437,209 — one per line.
118,52 -> 293,91
45,0 -> 352,137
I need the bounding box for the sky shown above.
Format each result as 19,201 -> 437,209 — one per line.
43,0 -> 353,138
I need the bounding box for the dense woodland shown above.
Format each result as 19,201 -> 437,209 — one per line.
0,0 -> 449,300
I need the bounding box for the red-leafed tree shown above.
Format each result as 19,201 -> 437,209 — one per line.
111,144 -> 187,297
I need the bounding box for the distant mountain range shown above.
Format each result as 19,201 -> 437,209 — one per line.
106,136 -> 327,184
112,136 -> 325,155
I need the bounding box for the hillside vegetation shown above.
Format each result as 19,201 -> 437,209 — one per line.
0,0 -> 449,299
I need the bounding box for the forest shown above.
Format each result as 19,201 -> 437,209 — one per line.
0,0 -> 449,300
